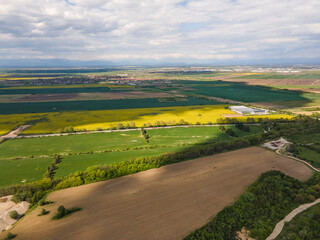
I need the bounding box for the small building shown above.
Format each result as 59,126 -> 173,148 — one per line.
230,106 -> 268,115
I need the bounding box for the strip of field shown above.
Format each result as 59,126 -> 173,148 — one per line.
0,86 -> 115,95
0,91 -> 175,103
0,105 -> 291,135
0,127 -> 234,159
0,97 -> 217,114
186,82 -> 306,102
4,147 -> 312,240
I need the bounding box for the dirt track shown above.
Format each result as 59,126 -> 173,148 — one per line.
3,147 -> 312,240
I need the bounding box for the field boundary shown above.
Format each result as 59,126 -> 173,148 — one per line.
11,124 -> 261,139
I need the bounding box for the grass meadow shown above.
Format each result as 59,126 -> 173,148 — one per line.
0,126 -> 262,186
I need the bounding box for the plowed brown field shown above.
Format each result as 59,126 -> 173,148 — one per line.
2,147 -> 312,240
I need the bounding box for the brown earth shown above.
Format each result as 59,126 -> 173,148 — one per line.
3,147 -> 312,240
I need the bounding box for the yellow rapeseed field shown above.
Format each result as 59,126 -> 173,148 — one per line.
0,105 -> 293,135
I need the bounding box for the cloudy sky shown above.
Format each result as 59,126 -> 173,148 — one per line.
0,0 -> 320,63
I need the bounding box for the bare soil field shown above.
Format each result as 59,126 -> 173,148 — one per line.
2,147 -> 312,240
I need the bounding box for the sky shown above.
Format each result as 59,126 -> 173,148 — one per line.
0,0 -> 320,64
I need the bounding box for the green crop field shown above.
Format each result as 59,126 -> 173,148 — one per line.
0,157 -> 53,187
0,126 -> 262,187
184,81 -> 306,102
0,97 -> 218,114
0,126 -> 256,159
54,146 -> 184,178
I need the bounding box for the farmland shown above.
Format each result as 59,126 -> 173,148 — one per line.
0,105 -> 291,135
0,67 -> 319,239
0,147 -> 312,240
0,126 -> 262,186
182,81 -> 306,102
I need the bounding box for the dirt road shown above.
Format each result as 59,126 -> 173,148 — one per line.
266,198 -> 320,240
2,147 -> 312,240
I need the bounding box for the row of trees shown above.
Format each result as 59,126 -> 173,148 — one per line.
43,155 -> 62,179
140,128 -> 150,143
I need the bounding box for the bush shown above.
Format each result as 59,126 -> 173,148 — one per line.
52,205 -> 81,220
39,199 -> 54,206
5,232 -> 16,240
9,210 -> 18,220
38,208 -> 50,216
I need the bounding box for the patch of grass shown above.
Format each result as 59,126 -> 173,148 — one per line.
0,157 -> 53,187
294,146 -> 320,168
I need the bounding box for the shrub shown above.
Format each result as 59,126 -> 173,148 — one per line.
9,210 -> 18,220
38,208 -> 50,216
52,205 -> 81,220
5,232 -> 16,240
39,199 -> 54,206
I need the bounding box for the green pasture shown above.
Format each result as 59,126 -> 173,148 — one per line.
0,126 -> 261,186
295,146 -> 320,168
54,145 -> 184,178
0,126 -> 244,159
0,157 -> 52,187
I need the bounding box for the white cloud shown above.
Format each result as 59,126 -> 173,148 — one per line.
0,0 -> 319,62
